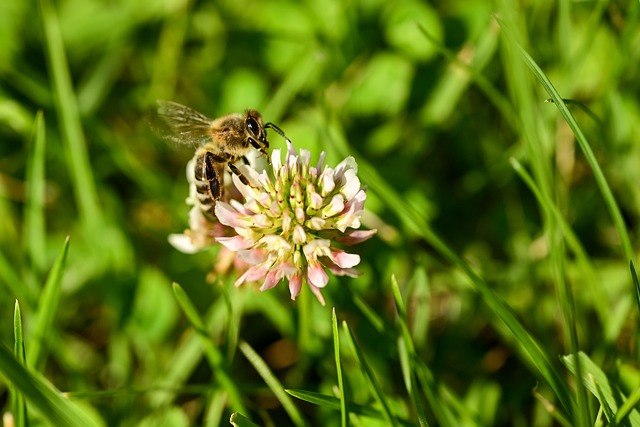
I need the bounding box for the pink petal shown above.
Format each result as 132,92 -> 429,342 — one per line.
307,262 -> 329,288
323,257 -> 363,278
328,250 -> 360,268
334,229 -> 377,245
260,269 -> 284,291
215,202 -> 249,228
288,272 -> 303,300
308,284 -> 326,306
215,235 -> 254,251
238,248 -> 268,264
235,263 -> 270,286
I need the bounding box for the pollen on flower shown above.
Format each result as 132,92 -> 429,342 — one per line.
213,141 -> 376,305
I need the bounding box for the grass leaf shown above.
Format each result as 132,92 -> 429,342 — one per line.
562,352 -> 640,426
27,236 -> 69,370
0,344 -> 99,427
171,283 -> 246,414
342,320 -> 399,427
332,308 -> 348,427
23,110 -> 47,273
39,0 -> 102,228
12,300 -> 27,427
229,412 -> 261,427
391,276 -> 428,427
513,30 -> 634,263
238,340 -> 307,427
285,389 -> 418,427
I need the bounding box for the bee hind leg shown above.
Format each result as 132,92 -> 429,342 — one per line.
203,152 -> 226,200
228,163 -> 251,186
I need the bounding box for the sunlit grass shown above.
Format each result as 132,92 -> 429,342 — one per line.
1,0 -> 640,425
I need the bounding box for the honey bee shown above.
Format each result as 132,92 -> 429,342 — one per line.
152,100 -> 289,217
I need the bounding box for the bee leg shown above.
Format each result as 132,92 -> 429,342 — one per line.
241,156 -> 250,165
204,152 -> 225,200
265,122 -> 291,145
228,163 -> 251,186
248,137 -> 271,164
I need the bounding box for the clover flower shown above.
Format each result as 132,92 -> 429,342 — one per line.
214,142 -> 376,305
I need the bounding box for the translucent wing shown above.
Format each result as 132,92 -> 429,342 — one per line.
150,100 -> 214,146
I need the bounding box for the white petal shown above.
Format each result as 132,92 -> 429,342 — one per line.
168,234 -> 201,254
215,235 -> 254,251
292,225 -> 307,245
328,250 -> 360,268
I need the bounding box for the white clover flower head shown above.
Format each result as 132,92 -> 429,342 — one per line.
214,142 -> 376,305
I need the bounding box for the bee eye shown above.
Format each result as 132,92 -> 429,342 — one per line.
246,117 -> 260,137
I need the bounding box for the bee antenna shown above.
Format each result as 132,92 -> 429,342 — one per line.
265,122 -> 291,145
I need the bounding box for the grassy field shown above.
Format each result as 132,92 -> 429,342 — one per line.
2,0 -> 640,425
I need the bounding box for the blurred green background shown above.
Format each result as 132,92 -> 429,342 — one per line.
2,0 -> 640,425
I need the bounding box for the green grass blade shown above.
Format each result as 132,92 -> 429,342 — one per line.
204,390 -> 227,427
414,360 -> 458,426
238,340 -> 307,427
322,111 -> 574,415
0,344 -> 99,427
171,283 -> 246,414
323,118 -> 574,416
342,320 -> 399,427
286,389 -> 418,427
39,0 -> 102,228
514,39 -> 634,263
352,294 -> 387,334
617,386 -> 640,425
332,308 -> 348,427
532,388 -> 573,427
562,352 -> 640,426
511,158 -> 608,326
23,110 -> 47,273
391,276 -> 428,427
229,412 -> 261,427
631,261 -> 640,321
593,380 -> 615,424
27,236 -> 69,370
13,300 -> 27,427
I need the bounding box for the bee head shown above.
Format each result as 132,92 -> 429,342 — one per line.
245,109 -> 270,161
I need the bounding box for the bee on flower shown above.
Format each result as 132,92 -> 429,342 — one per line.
170,141 -> 376,305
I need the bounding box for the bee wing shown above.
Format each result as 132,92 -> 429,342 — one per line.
150,100 -> 214,146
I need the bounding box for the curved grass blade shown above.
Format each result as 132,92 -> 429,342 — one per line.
23,111 -> 47,273
617,386 -> 640,425
562,352 -> 640,426
511,158 -> 607,326
171,283 -> 246,414
229,412 -> 260,427
27,236 -> 69,370
39,0 -> 102,228
322,115 -> 574,416
342,321 -> 399,427
238,340 -> 307,427
514,38 -> 634,263
332,308 -> 348,427
285,389 -> 417,427
0,344 -> 99,427
13,301 -> 27,427
391,276 -> 428,427
204,390 -> 227,427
